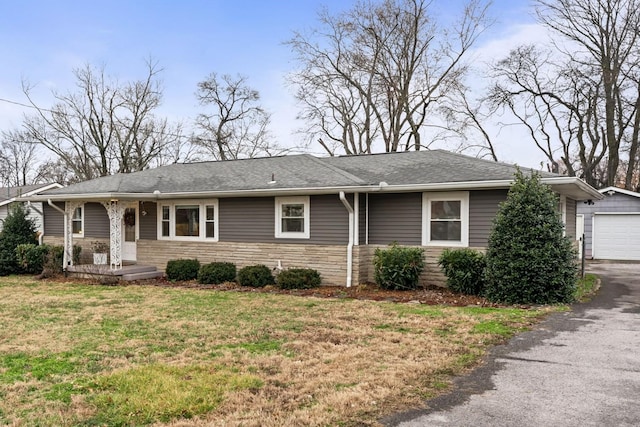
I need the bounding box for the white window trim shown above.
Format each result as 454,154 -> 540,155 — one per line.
157,199 -> 219,242
422,191 -> 469,247
72,204 -> 84,238
275,196 -> 310,239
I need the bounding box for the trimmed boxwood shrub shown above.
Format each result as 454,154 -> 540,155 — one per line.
237,264 -> 275,288
484,170 -> 577,304
198,262 -> 237,285
438,248 -> 486,296
276,268 -> 321,290
373,243 -> 425,290
165,259 -> 201,281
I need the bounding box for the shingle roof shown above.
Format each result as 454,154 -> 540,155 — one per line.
0,183 -> 61,204
41,150 -> 562,197
322,150 -> 556,184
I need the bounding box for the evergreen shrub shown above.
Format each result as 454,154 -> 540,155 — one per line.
484,170 -> 577,304
237,264 -> 275,287
373,243 -> 425,290
276,268 -> 321,290
16,244 -> 49,274
0,204 -> 38,275
198,262 -> 237,285
165,259 -> 201,281
438,248 -> 486,296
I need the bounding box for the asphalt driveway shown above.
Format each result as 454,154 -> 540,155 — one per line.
384,262 -> 640,427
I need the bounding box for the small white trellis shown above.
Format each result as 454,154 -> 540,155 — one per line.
101,200 -> 127,270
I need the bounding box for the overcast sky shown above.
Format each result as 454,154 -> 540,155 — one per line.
0,0 -> 552,169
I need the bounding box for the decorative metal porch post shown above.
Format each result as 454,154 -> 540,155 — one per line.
101,201 -> 127,270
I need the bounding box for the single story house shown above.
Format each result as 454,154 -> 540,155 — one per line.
0,183 -> 63,238
25,150 -> 601,286
577,186 -> 640,261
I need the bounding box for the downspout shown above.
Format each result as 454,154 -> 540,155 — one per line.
47,199 -> 68,268
27,201 -> 44,245
339,192 -> 354,288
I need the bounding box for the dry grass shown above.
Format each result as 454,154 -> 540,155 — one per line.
0,276 -> 554,426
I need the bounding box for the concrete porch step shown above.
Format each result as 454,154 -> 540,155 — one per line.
121,270 -> 164,281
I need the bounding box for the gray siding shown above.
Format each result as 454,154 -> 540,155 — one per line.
44,202 -> 64,236
577,192 -> 640,258
139,201 -> 158,240
358,193 -> 366,245
310,194 -> 350,244
469,190 -> 508,248
368,193 -> 422,245
84,202 -> 109,238
219,197 -> 275,242
219,195 -> 350,245
0,206 -> 7,230
565,198 -> 577,239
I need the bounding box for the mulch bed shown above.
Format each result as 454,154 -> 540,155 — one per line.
71,275 -> 496,306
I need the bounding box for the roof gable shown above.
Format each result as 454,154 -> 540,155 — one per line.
0,183 -> 63,206
599,186 -> 640,199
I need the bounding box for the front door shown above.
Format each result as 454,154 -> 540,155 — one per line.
122,205 -> 137,262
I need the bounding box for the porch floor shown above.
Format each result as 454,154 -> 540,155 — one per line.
66,263 -> 163,281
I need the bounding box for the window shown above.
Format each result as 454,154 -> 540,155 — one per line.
72,205 -> 83,236
175,205 -> 199,237
161,206 -> 170,237
275,196 -> 310,239
157,200 -> 218,241
205,205 -> 216,238
422,192 -> 469,246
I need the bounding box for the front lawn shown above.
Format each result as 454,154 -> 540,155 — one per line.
0,277 -> 554,426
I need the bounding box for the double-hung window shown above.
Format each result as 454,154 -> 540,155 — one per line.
72,205 -> 84,236
423,192 -> 469,246
275,196 -> 310,239
158,200 -> 218,241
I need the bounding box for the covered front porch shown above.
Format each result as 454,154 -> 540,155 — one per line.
53,198 -> 159,278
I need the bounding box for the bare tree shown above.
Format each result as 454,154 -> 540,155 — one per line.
490,0 -> 640,188
0,129 -> 42,187
287,0 -> 492,155
440,83 -> 499,161
21,60 -> 186,181
194,73 -> 284,160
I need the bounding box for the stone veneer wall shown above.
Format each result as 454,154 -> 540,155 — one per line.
45,236 -> 486,288
43,236 -> 111,265
137,240 -> 352,286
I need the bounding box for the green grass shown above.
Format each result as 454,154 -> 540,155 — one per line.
0,352 -> 77,383
0,276 -> 554,426
575,273 -> 599,301
86,364 -> 263,425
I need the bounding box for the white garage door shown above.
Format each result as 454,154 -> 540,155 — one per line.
593,213 -> 640,260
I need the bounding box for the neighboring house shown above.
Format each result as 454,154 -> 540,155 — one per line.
577,186 -> 640,261
25,150 -> 601,286
0,183 -> 63,238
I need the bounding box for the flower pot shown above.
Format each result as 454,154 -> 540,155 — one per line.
93,253 -> 107,265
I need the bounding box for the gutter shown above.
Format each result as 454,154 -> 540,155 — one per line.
339,192 -> 354,288
22,176 -> 602,202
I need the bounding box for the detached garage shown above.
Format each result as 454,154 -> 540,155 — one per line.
578,187 -> 640,260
